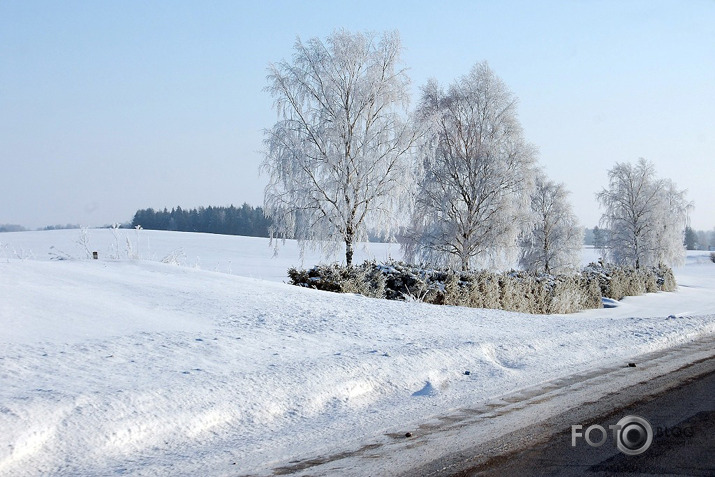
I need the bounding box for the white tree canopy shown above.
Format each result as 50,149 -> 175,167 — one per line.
519,174 -> 583,274
597,158 -> 691,268
401,62 -> 537,271
262,30 -> 417,266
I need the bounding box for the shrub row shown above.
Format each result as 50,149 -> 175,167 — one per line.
287,260 -> 677,314
582,261 -> 676,300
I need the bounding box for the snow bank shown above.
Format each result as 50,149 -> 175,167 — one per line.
0,232 -> 713,475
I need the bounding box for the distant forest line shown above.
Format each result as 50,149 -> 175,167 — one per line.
2,214 -> 714,251
131,204 -> 272,237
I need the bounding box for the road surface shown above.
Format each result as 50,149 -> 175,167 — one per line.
451,357 -> 714,476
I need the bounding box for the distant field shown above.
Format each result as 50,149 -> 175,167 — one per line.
0,228 -> 614,281
0,229 -> 403,282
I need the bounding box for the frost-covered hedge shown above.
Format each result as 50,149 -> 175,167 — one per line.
287,260 -> 677,314
582,262 -> 676,300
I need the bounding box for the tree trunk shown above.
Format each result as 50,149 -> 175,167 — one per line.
460,253 -> 469,273
544,234 -> 550,274
346,239 -> 354,268
345,223 -> 354,268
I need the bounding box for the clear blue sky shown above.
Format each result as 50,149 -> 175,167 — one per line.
1,0 -> 713,230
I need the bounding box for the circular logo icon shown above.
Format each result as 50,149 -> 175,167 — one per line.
615,415 -> 653,455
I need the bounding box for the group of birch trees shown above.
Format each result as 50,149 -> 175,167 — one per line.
262,30 -> 690,273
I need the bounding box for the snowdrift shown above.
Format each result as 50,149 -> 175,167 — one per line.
0,230 -> 713,475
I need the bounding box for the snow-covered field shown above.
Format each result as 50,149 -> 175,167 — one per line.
1,229 -> 713,476
0,228 -> 403,283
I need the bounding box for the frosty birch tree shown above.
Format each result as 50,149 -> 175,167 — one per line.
401,62 -> 537,271
597,158 -> 691,268
262,30 -> 417,267
519,174 -> 583,274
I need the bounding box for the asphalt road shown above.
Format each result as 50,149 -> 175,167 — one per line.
273,338 -> 714,476
453,358 -> 715,476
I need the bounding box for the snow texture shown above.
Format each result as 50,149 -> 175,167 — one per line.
0,230 -> 713,476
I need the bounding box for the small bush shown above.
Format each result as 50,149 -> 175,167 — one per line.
583,262 -> 677,299
656,265 -> 677,292
288,262 -> 385,298
577,273 -> 604,310
499,273 -> 531,313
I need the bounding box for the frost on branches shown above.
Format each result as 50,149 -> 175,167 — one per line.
519,175 -> 583,274
262,30 -> 417,267
597,158 -> 691,268
401,62 -> 537,271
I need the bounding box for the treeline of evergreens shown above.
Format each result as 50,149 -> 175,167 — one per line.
0,224 -> 27,232
131,204 -> 272,237
583,226 -> 715,251
683,226 -> 715,251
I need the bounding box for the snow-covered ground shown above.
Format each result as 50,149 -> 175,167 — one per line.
0,228 -> 403,282
0,230 -> 713,476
